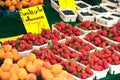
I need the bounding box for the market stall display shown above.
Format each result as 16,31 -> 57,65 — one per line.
0,0 -> 120,80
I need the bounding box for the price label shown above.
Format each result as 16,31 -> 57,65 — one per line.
58,0 -> 76,12
19,5 -> 50,34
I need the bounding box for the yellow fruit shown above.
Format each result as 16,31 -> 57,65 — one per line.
34,59 -> 43,67
25,62 -> 36,73
42,70 -> 54,80
0,48 -> 5,59
17,57 -> 26,68
0,67 -> 3,77
11,0 -> 17,5
9,74 -> 18,80
53,77 -> 62,80
11,48 -> 18,54
27,52 -> 36,62
18,68 -> 28,80
3,44 -> 12,52
16,2 -> 22,10
51,64 -> 62,74
1,71 -> 10,80
13,52 -> 22,62
4,52 -> 14,60
43,62 -> 52,69
4,58 -> 13,65
0,1 -> 4,6
1,63 -> 11,72
26,73 -> 36,80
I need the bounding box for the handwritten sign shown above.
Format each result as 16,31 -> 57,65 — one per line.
19,5 -> 50,34
58,0 -> 76,12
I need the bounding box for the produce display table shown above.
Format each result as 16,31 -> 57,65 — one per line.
0,0 -> 120,80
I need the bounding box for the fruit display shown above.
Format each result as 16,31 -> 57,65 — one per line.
65,37 -> 95,53
110,43 -> 120,52
3,39 -> 32,52
76,20 -> 101,30
49,42 -> 79,60
53,21 -> 81,36
84,32 -> 110,48
59,9 -> 77,22
98,27 -> 120,42
60,60 -> 94,79
90,6 -> 108,14
31,48 -> 63,65
0,0 -> 44,12
62,10 -> 75,15
41,29 -> 66,41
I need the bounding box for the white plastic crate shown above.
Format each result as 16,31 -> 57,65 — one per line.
109,12 -> 120,20
96,14 -> 119,27
51,0 -> 60,12
89,6 -> 108,15
33,43 -> 48,50
75,1 -> 91,10
59,8 -> 77,22
19,49 -> 32,57
109,64 -> 120,74
100,3 -> 117,12
76,9 -> 95,21
92,68 -> 109,79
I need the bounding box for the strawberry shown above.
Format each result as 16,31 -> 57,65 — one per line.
86,67 -> 93,75
68,66 -> 76,73
114,37 -> 120,42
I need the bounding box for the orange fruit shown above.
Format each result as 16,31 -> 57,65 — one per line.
9,74 -> 18,80
13,52 -> 22,62
38,0 -> 43,4
9,67 -> 18,74
0,1 -> 4,6
42,70 -> 54,80
17,68 -> 28,80
11,0 -> 17,5
16,2 -> 22,10
4,58 -> 13,65
4,52 -> 14,60
3,44 -> 12,52
21,0 -> 29,7
26,73 -> 36,80
27,52 -> 36,62
9,5 -> 15,12
53,77 -> 62,80
17,57 -> 26,68
43,62 -> 52,69
1,71 -> 10,80
0,67 -> 3,77
1,63 -> 11,72
51,64 -> 62,74
0,48 -> 5,59
11,48 -> 18,54
25,62 -> 36,73
34,59 -> 43,67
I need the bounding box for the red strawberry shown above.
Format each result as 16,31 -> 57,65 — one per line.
86,67 -> 93,75
81,72 -> 88,79
68,66 -> 76,73
114,37 -> 120,42
76,66 -> 82,72
51,59 -> 57,64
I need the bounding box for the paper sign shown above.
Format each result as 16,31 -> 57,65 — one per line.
58,0 -> 76,12
19,5 -> 50,34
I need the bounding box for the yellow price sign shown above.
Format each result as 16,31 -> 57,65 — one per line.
58,0 -> 76,12
19,5 -> 50,34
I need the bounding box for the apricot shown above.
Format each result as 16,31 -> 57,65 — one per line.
38,0 -> 43,4
42,70 -> 54,80
16,2 -> 22,10
9,5 -> 15,12
17,68 -> 28,80
4,52 -> 14,60
43,62 -> 52,69
1,63 -> 11,72
27,52 -> 36,62
21,0 -> 29,7
0,67 -> 3,77
11,0 -> 17,5
17,57 -> 26,68
3,44 -> 12,52
11,48 -> 18,54
34,59 -> 43,67
25,62 -> 36,73
4,58 -> 13,65
13,52 -> 22,62
51,64 -> 62,74
26,73 -> 36,80
9,74 -> 18,80
1,71 -> 10,80
0,48 -> 5,59
53,77 -> 62,80
9,67 -> 18,74
0,1 -> 4,7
